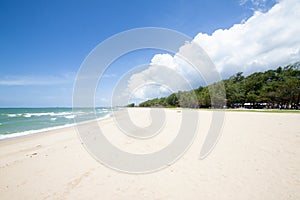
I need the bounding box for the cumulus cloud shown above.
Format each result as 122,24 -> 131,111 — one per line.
115,41 -> 220,104
123,0 -> 300,103
113,62 -> 197,105
195,0 -> 300,77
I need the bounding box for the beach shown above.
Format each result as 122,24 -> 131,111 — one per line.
0,108 -> 299,199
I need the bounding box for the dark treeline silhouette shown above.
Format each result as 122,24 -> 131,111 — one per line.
138,62 -> 300,109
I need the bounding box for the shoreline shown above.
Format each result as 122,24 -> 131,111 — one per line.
0,108 -> 299,199
0,113 -> 112,141
1,107 -> 299,141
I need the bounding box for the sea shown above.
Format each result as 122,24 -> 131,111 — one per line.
0,107 -> 114,140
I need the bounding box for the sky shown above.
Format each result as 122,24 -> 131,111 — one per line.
0,0 -> 299,107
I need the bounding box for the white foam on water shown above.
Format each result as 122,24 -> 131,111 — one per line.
0,113 -> 112,140
23,112 -> 74,117
24,113 -> 32,118
64,115 -> 75,119
6,112 -> 75,118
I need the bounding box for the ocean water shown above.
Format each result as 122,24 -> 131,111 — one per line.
0,107 -> 113,140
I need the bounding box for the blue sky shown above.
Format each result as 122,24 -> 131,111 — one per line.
1,0 -> 299,107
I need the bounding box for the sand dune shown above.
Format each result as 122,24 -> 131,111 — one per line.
0,108 -> 299,199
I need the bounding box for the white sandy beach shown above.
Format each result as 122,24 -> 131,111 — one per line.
0,108 -> 299,200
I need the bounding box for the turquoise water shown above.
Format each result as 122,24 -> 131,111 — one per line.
0,107 -> 113,140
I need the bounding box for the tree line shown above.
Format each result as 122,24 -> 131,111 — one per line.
137,62 -> 300,109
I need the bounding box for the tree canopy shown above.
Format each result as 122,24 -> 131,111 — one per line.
139,62 -> 300,109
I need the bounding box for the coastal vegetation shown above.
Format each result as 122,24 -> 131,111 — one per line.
138,62 -> 300,109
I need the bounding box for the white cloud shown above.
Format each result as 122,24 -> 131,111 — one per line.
240,0 -> 275,12
0,74 -> 74,86
123,0 -> 300,103
195,0 -> 300,77
240,0 -> 268,7
116,63 -> 192,104
120,41 -> 220,103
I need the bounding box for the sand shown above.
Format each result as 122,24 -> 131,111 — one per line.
0,108 -> 299,200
